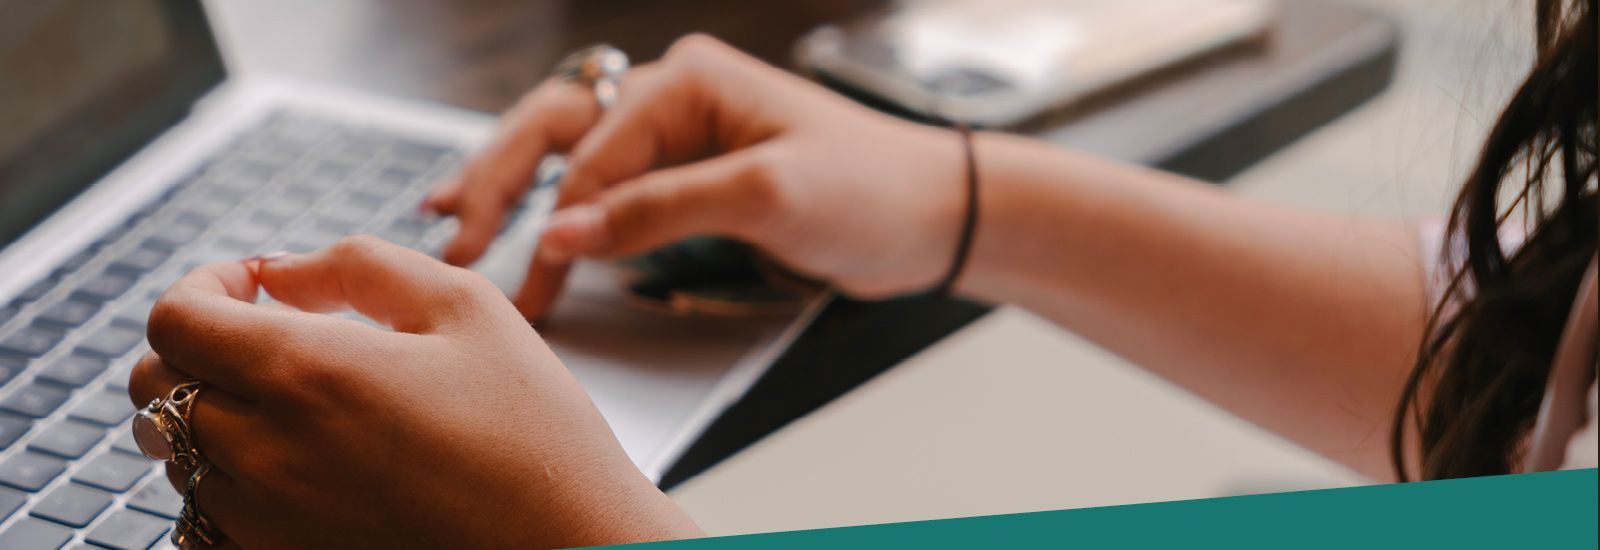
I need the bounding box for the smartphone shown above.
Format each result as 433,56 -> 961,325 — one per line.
796,0 -> 1275,127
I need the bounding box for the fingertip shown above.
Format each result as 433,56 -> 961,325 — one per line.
424,177 -> 465,213
514,294 -> 553,324
421,191 -> 452,215
513,276 -> 561,323
243,250 -> 290,268
174,260 -> 263,304
514,259 -> 573,323
537,205 -> 607,264
243,251 -> 295,280
441,237 -> 486,267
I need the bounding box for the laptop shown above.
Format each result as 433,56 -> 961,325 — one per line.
0,1 -> 819,548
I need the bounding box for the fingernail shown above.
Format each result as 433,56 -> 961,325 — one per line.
242,251 -> 289,277
547,205 -> 604,235
538,206 -> 604,265
245,251 -> 291,263
536,243 -> 570,265
416,202 -> 441,221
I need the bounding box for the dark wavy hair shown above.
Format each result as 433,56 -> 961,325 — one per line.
1391,0 -> 1599,480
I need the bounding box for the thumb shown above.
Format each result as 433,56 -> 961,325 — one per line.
535,148 -> 778,264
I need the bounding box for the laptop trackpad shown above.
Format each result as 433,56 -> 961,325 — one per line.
543,263 -> 785,468
469,214 -> 794,474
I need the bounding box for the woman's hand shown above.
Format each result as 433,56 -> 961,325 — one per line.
426,34 -> 968,320
128,236 -> 701,548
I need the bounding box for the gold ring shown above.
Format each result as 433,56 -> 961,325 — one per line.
132,380 -> 205,469
173,462 -> 222,547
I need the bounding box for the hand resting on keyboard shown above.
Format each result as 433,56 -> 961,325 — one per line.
127,236 -> 702,548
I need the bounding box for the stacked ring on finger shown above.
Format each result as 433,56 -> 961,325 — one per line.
173,462 -> 222,547
132,380 -> 206,470
553,44 -> 629,109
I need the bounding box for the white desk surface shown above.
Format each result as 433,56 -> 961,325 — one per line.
669,0 -> 1536,536
672,307 -> 1364,535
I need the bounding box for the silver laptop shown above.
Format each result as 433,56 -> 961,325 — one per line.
0,2 -> 817,548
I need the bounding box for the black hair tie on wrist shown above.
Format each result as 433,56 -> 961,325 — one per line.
935,123 -> 979,296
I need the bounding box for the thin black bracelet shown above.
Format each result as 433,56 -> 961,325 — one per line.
935,123 -> 979,296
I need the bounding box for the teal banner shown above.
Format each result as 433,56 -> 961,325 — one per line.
629,469 -> 1597,548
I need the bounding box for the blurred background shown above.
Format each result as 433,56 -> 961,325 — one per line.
209,0 -> 1534,535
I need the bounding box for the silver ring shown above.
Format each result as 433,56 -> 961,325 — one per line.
173,462 -> 221,547
132,380 -> 205,470
554,44 -> 629,109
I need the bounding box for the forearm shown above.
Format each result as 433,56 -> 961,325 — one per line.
957,133 -> 1427,480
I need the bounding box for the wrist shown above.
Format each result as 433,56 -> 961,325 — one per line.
881,120 -> 978,295
519,452 -> 702,547
933,123 -> 980,294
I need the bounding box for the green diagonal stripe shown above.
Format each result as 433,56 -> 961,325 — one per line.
625,468 -> 1597,548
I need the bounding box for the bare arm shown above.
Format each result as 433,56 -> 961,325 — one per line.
960,133 -> 1427,479
432,36 -> 1428,482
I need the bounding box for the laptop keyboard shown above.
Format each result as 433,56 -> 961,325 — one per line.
0,111 -> 483,549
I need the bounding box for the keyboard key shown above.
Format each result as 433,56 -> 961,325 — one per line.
205,184 -> 250,203
0,383 -> 71,418
220,220 -> 277,249
71,452 -> 151,493
142,222 -> 204,251
333,134 -> 384,159
68,391 -> 134,427
375,227 -> 422,248
252,195 -> 304,225
28,419 -> 105,459
36,354 -> 108,388
213,235 -> 265,254
144,272 -> 184,298
346,187 -> 389,208
110,298 -> 155,330
0,452 -> 67,491
0,486 -> 25,520
178,197 -> 234,225
0,304 -> 17,325
0,414 -> 30,448
34,300 -> 99,328
126,479 -> 181,519
0,517 -> 73,549
16,278 -> 57,303
108,247 -> 170,276
389,212 -> 432,234
282,183 -> 328,205
252,137 -> 307,161
0,356 -> 26,388
388,138 -> 452,164
285,226 -> 342,250
313,214 -> 362,235
85,508 -> 169,550
0,326 -> 63,358
55,250 -> 96,276
75,325 -> 143,359
230,154 -> 292,180
283,239 -> 324,254
109,428 -> 141,456
307,157 -> 360,181
103,362 -> 135,393
31,483 -> 113,528
71,273 -> 135,304
370,165 -> 423,189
